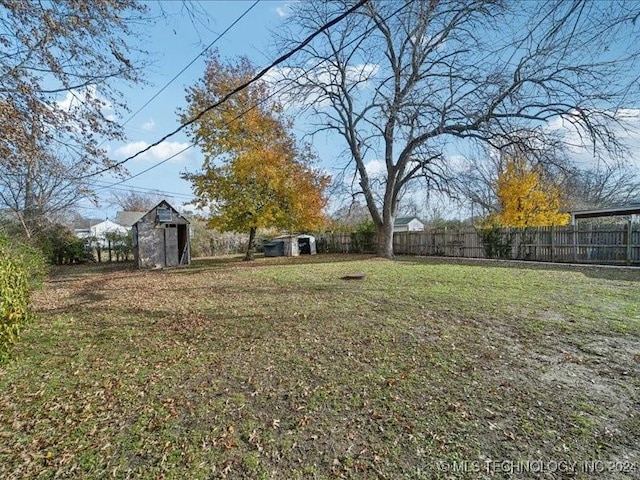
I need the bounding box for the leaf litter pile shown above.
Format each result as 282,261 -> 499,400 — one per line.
1,255 -> 639,479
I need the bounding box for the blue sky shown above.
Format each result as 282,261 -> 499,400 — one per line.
77,1 -> 640,222
79,1 -> 295,219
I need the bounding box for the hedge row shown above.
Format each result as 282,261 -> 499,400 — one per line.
0,236 -> 46,362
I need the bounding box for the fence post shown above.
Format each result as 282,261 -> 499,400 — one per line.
626,219 -> 633,266
572,224 -> 578,263
443,227 -> 448,256
550,225 -> 556,262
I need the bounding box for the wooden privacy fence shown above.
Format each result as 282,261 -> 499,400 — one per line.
317,222 -> 640,265
316,232 -> 376,254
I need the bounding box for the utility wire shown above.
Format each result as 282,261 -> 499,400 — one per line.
91,179 -> 195,200
119,0 -> 261,130
79,0 -> 370,180
85,0 -> 262,194
91,143 -> 193,191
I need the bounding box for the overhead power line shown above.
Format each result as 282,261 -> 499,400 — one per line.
91,179 -> 195,200
119,0 -> 261,130
79,0 -> 371,180
89,143 -> 193,193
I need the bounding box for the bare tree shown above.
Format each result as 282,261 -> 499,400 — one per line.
330,200 -> 371,227
561,162 -> 640,210
0,1 -> 151,236
455,152 -> 503,217
455,138 -> 569,215
108,190 -> 168,212
276,0 -> 640,257
455,144 -> 640,216
0,150 -> 99,237
0,1 -> 150,162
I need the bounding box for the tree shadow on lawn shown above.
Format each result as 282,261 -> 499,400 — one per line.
178,253 -> 377,276
395,255 -> 640,282
47,261 -> 135,280
46,254 -> 383,283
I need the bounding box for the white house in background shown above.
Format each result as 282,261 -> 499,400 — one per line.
75,219 -> 128,246
393,216 -> 425,233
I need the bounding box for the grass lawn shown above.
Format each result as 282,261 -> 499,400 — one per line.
1,254 -> 639,479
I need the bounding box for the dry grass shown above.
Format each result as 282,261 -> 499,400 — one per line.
0,255 -> 639,479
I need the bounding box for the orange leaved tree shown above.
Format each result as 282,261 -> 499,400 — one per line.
495,157 -> 570,228
180,52 -> 329,260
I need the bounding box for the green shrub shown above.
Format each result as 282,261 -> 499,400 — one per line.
354,218 -> 376,234
105,231 -> 132,261
478,224 -> 513,259
35,223 -> 93,265
17,242 -> 48,289
0,239 -> 31,362
350,232 -> 376,253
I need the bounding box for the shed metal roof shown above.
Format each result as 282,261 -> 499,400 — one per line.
115,211 -> 146,227
394,216 -> 423,226
571,204 -> 640,220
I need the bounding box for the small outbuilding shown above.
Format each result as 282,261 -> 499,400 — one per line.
263,234 -> 317,257
132,200 -> 191,269
570,204 -> 640,224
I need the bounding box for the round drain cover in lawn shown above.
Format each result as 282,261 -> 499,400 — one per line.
341,272 -> 366,280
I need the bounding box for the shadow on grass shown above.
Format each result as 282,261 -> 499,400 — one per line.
46,254 -> 377,282
45,254 -> 639,285
394,255 -> 640,282
47,261 -> 136,281
176,253 -> 377,276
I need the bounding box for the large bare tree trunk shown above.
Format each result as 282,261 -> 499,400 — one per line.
244,226 -> 257,261
376,220 -> 394,258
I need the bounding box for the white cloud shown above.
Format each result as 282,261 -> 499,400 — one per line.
114,140 -> 194,164
141,118 -> 156,132
444,154 -> 467,171
55,86 -> 116,124
57,86 -> 114,117
547,108 -> 640,167
365,159 -> 386,177
275,1 -> 295,18
57,91 -> 76,111
57,89 -> 93,112
275,6 -> 289,18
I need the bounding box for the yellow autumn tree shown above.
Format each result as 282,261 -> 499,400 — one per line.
180,51 -> 329,260
494,157 -> 570,227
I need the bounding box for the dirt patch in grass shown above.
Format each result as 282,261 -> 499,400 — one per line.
1,255 -> 638,479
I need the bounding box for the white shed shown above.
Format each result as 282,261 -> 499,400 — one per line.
264,234 -> 317,257
275,235 -> 300,257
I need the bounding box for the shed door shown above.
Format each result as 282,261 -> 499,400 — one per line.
298,237 -> 311,254
178,224 -> 189,265
164,226 -> 179,267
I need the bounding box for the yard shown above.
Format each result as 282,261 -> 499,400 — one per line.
1,255 -> 639,479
